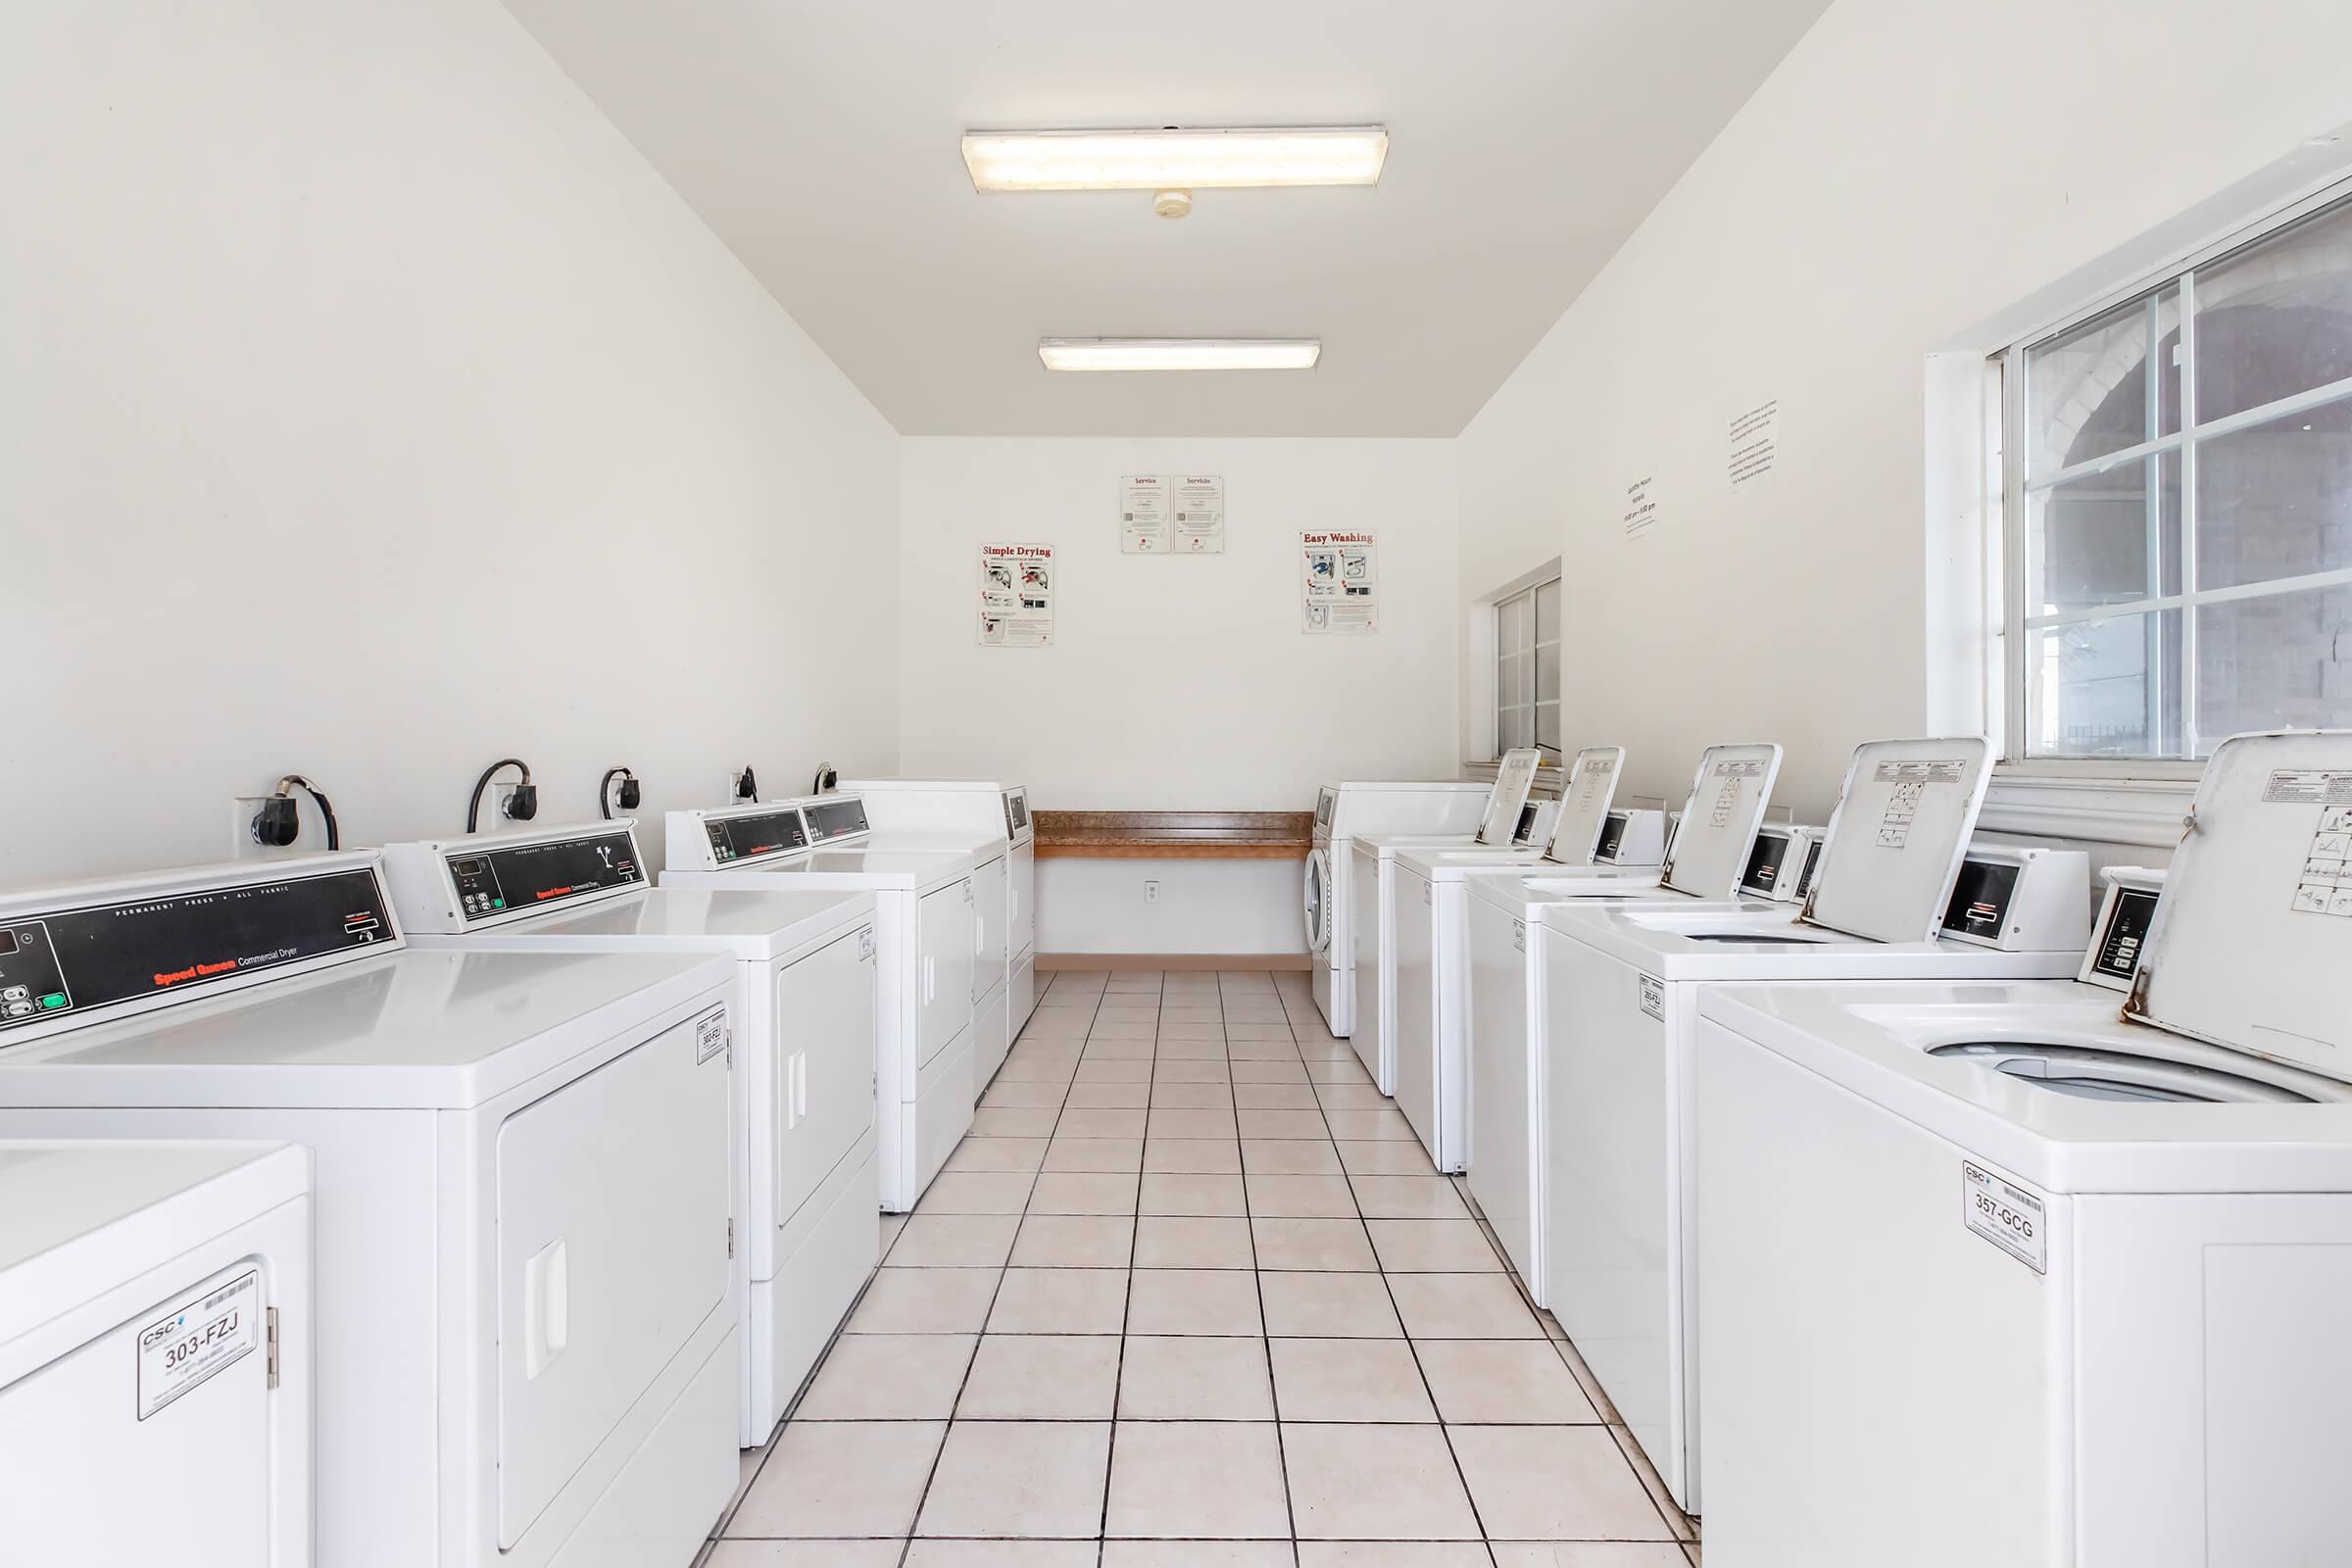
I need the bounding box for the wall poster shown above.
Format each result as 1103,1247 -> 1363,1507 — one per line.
1120,475 -> 1170,553
979,542 -> 1054,647
1300,530 -> 1377,634
1172,474 -> 1226,553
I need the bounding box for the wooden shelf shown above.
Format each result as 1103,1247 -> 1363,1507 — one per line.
1033,809 -> 1315,860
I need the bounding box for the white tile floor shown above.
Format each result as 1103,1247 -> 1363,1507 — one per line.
701,967 -> 1699,1567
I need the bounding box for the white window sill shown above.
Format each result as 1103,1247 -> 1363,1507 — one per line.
1979,770 -> 2195,850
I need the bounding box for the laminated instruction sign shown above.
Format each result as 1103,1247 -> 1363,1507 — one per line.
1122,473 -> 1226,554
1300,530 -> 1377,634
1121,475 -> 1170,553
1171,474 -> 1226,553
979,543 -> 1054,648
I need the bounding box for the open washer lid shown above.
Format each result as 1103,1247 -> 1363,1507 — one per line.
1472,749 -> 1544,846
1541,746 -> 1625,866
1798,736 -> 1994,944
1658,743 -> 1784,899
2127,729 -> 2352,1082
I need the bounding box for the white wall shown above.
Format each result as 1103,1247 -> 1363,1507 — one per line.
1036,859 -> 1306,957
898,438 -> 1460,807
1,0 -> 899,885
1457,0 -> 2352,822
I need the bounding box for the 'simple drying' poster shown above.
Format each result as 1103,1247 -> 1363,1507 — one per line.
979,542 -> 1054,647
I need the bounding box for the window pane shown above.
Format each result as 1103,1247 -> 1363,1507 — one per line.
1499,707 -> 1532,752
2194,198 -> 2352,426
2194,582 -> 2352,744
2027,290 -> 2180,479
2193,394 -> 2352,591
2026,609 -> 2183,760
2028,452 -> 2181,613
1536,639 -> 1559,704
1535,579 -> 1561,646
1536,701 -> 1561,751
1497,651 -> 1530,709
1498,592 -> 1531,657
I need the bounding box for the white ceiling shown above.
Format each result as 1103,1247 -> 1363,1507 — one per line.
504,0 -> 1830,437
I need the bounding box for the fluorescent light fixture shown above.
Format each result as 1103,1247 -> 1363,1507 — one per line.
964,126 -> 1388,192
1038,338 -> 1322,373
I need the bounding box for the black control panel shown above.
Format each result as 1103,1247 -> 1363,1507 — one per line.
805,798 -> 870,843
1004,792 -> 1029,835
1513,803 -> 1540,843
1592,811 -> 1630,862
446,831 -> 640,923
1790,840 -> 1824,900
1940,857 -> 2022,940
0,868 -> 391,1033
2089,885 -> 2161,983
1740,830 -> 1791,897
706,809 -> 808,864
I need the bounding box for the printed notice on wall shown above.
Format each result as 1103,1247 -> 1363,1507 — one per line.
1172,474 -> 1226,553
1623,476 -> 1659,540
1121,475 -> 1170,553
979,542 -> 1054,648
1728,399 -> 1780,486
1301,530 -> 1377,634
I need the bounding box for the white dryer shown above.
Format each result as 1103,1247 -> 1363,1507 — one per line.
0,852 -> 740,1568
1308,775 -> 1521,1036
840,777 -> 1032,1086
380,819 -> 880,1447
1693,729 -> 2352,1568
1535,736 -> 2089,1514
665,794 -> 979,1211
0,1139 -> 312,1566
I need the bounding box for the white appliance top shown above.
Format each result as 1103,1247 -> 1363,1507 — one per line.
416,885 -> 876,963
0,1140 -> 309,1344
669,843 -> 978,893
1463,866 -> 1735,918
1540,894 -> 2079,982
1697,980 -> 2352,1192
1800,736 -> 1995,943
840,778 -> 1023,845
1394,842 -> 1551,879
1657,743 -> 1785,898
1473,749 -> 1544,846
1314,781 -> 1495,842
1542,746 -> 1625,865
2127,730 -> 2352,1079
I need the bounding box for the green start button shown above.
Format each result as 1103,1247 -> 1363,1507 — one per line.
37,994 -> 66,1010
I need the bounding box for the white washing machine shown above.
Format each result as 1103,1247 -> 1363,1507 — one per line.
1536,736 -> 2090,1515
380,819 -> 880,1447
1308,776 -> 1519,1036
840,778 -> 1031,1086
1694,729 -> 2352,1567
1,1139 -> 312,1565
1458,744 -> 1785,1264
665,794 -> 979,1212
1391,744 -> 1715,1169
0,852 -> 739,1568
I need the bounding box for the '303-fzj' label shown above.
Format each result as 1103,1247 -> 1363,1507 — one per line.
1512,920 -> 1525,954
138,1270 -> 260,1420
1962,1160 -> 2046,1273
695,1008 -> 728,1064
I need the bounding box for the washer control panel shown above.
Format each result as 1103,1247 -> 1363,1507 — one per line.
2080,867 -> 2166,991
705,808 -> 808,865
445,830 -> 640,922
803,796 -> 871,845
0,866 -> 391,1033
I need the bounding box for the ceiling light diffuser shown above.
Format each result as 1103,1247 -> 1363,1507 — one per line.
964,127 -> 1388,192
1037,338 -> 1323,372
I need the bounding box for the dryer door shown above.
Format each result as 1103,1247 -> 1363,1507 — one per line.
1304,849 -> 1333,956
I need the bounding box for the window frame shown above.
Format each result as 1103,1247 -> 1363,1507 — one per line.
1992,172 -> 2352,778
1490,572 -> 1562,763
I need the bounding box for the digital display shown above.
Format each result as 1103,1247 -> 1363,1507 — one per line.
0,930 -> 16,957
805,798 -> 870,842
1593,812 -> 1630,862
1941,858 -> 2022,939
2091,887 -> 2161,981
0,868 -> 391,1033
1740,830 -> 1790,896
705,809 -> 808,864
447,832 -> 640,922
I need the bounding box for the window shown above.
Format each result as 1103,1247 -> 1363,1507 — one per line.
2002,188 -> 2352,762
1494,576 -> 1562,759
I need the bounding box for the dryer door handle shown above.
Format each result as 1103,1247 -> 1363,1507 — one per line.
924,955 -> 936,1003
523,1237 -> 569,1380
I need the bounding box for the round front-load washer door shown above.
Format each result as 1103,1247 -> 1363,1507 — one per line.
1303,848 -> 1332,955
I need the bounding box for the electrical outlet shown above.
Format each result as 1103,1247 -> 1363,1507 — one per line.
227,797 -> 310,860
1144,880 -> 1159,905
488,781 -> 527,825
